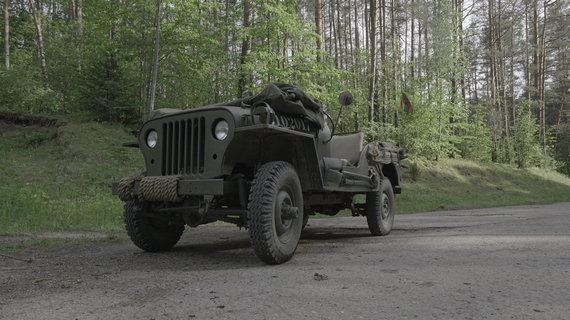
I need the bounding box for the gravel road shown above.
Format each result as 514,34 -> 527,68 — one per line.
1,203 -> 569,320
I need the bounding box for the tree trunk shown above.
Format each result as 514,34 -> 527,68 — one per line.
458,0 -> 465,102
237,0 -> 251,97
353,0 -> 360,63
417,15 -> 421,81
368,0 -> 378,122
75,0 -> 83,72
347,0 -> 354,73
530,0 -> 547,151
410,0 -> 414,79
531,0 -> 539,102
524,2 -> 531,107
378,0 -> 386,122
390,0 -> 397,125
331,0 -> 338,68
3,0 -> 8,70
327,0 -> 333,54
539,0 -> 547,151
351,0 -> 360,93
364,0 -> 369,51
342,0 -> 350,70
424,13 -> 428,89
28,0 -> 48,88
336,0 -> 344,69
497,0 -> 508,139
148,0 -> 161,119
488,0 -> 497,161
453,0 -> 465,103
314,0 -> 323,62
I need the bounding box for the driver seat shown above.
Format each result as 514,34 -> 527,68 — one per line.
330,132 -> 364,165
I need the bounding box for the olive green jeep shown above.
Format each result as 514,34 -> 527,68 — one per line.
114,83 -> 404,264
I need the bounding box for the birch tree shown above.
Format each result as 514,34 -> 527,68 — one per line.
3,0 -> 8,70
28,0 -> 48,88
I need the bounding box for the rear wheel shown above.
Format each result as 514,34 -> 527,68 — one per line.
124,200 -> 185,252
248,162 -> 304,264
366,179 -> 395,236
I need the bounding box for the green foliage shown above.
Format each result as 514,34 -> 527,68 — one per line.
363,121 -> 397,144
456,111 -> 492,162
555,123 -> 570,175
78,54 -> 138,123
495,136 -> 515,165
395,88 -> 465,160
0,0 -> 566,170
0,67 -> 62,114
512,103 -> 541,168
408,164 -> 420,181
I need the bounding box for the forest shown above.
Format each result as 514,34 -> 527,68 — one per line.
1,0 -> 569,173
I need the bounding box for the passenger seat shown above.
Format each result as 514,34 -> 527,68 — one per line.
330,132 -> 364,166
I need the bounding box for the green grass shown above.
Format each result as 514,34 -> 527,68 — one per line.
397,157 -> 570,213
1,117 -> 569,235
0,115 -> 143,234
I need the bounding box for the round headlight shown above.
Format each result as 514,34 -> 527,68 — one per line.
146,130 -> 158,148
213,120 -> 229,141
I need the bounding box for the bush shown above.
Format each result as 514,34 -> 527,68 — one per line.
363,121 -> 398,143
77,54 -> 138,123
0,67 -> 63,114
512,104 -> 540,168
456,111 -> 492,162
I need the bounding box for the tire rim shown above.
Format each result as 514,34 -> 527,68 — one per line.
381,192 -> 391,220
275,188 -> 298,241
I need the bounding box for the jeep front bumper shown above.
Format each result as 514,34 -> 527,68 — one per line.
112,176 -> 234,202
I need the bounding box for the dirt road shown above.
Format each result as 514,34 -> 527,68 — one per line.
2,203 -> 569,320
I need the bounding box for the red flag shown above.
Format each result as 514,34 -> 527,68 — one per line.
401,93 -> 413,113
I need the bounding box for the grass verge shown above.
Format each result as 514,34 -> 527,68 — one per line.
397,157 -> 570,213
0,115 -> 143,234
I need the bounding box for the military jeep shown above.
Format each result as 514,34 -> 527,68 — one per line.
114,83 -> 404,264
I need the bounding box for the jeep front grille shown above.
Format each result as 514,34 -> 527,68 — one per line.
161,117 -> 205,175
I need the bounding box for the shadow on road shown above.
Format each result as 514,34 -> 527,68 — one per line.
119,227 -> 378,271
301,227 -> 371,240
4,224 -> 471,276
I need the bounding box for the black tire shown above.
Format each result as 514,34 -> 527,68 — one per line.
248,161 -> 304,264
302,212 -> 310,230
366,179 -> 395,236
124,200 -> 185,252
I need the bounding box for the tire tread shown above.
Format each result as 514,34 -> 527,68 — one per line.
124,201 -> 184,252
248,161 -> 302,264
366,179 -> 395,236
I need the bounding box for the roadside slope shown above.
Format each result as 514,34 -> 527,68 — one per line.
0,115 -> 143,234
398,158 -> 570,213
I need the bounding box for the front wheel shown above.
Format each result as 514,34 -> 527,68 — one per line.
366,179 -> 395,236
248,162 -> 304,264
124,200 -> 185,252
